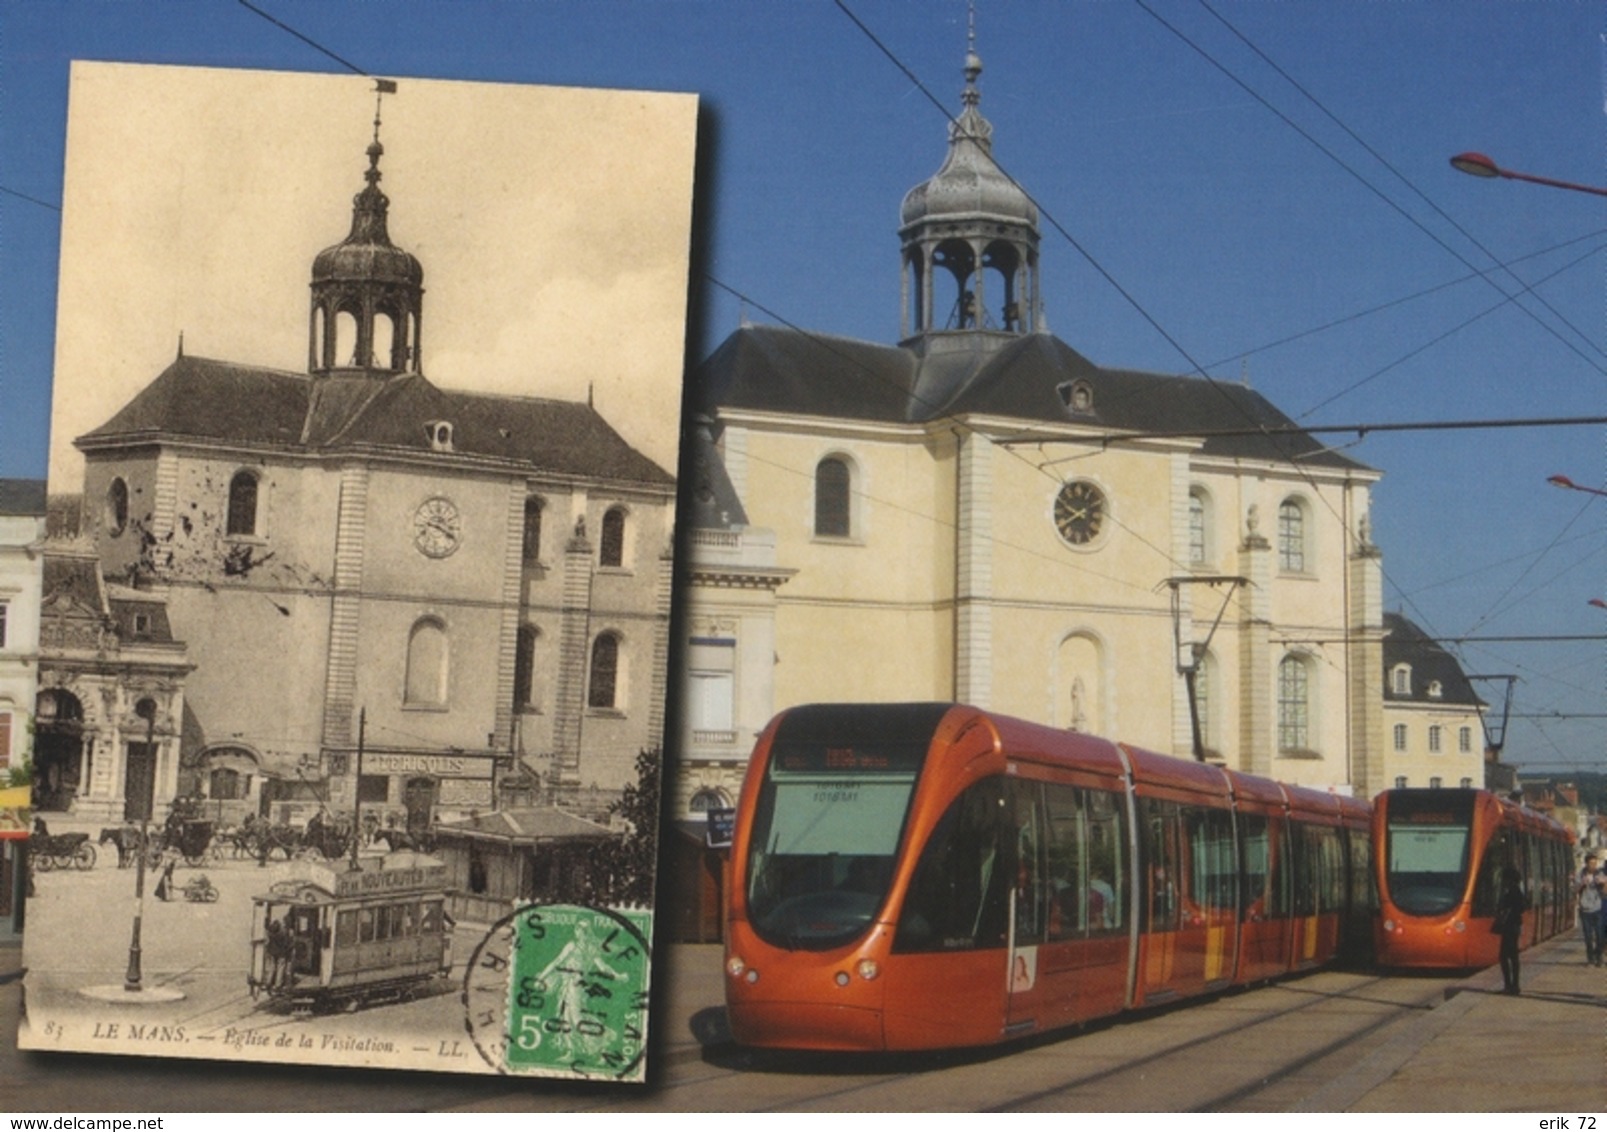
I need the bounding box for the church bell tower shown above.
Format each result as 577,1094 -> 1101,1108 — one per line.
898,25 -> 1042,344
308,86 -> 425,377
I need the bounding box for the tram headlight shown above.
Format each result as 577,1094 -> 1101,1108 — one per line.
856,958 -> 880,981
834,971 -> 850,987
726,956 -> 746,979
1453,920 -> 1466,933
745,969 -> 759,984
1383,918 -> 1396,933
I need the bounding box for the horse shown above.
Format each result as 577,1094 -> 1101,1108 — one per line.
98,826 -> 143,868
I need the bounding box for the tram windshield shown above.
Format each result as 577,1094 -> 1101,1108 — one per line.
1385,792 -> 1475,915
745,732 -> 928,951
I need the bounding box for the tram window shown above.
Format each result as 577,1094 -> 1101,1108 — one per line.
421,900 -> 442,935
359,906 -> 377,944
1186,806 -> 1235,912
400,901 -> 417,939
1290,825 -> 1319,917
1044,784 -> 1087,940
1142,799 -> 1181,932
1471,830 -> 1508,917
1086,788 -> 1125,933
895,777 -> 1013,953
1240,813 -> 1268,914
1012,781 -> 1045,946
336,909 -> 359,948
1318,827 -> 1344,912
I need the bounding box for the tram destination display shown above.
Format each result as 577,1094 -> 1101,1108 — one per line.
18,63 -> 694,1081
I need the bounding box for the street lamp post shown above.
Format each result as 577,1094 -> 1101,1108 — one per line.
1451,152 -> 1607,199
124,700 -> 157,993
1547,473 -> 1607,499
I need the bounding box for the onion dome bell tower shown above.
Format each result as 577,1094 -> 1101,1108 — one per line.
899,33 -> 1041,343
309,104 -> 424,378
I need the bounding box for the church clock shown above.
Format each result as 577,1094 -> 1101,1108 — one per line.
413,496 -> 462,558
1054,480 -> 1107,547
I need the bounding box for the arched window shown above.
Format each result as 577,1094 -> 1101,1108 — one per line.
599,506 -> 626,568
1188,490 -> 1208,565
227,470 -> 260,537
1277,654 -> 1311,752
405,617 -> 448,706
106,477 -> 129,537
814,456 -> 851,538
513,624 -> 539,711
689,787 -> 733,814
522,497 -> 544,563
588,632 -> 622,710
1278,497 -> 1306,573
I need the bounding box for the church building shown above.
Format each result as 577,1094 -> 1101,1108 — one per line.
46,102 -> 677,828
681,42 -> 1389,815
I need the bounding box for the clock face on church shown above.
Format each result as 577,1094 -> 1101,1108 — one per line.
1054,480 -> 1107,547
413,496 -> 462,558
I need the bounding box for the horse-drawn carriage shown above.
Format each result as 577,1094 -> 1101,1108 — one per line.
31,821 -> 96,871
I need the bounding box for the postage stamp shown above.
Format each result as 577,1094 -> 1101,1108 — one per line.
463,904 -> 652,1080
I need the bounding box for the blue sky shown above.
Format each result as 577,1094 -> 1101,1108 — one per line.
2,1 -> 1603,774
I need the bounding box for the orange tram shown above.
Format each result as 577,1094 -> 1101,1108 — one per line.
724,703 -> 1374,1052
1374,787 -> 1573,969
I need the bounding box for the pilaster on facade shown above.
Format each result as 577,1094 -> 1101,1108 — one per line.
553,528 -> 596,788
648,541 -> 674,744
493,479 -> 525,749
955,430 -> 994,706
1237,521 -> 1272,776
1348,537 -> 1386,795
151,450 -> 181,546
321,463 -> 369,749
1170,453 -> 1196,757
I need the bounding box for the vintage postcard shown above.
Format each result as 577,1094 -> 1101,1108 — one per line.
21,62 -> 695,1081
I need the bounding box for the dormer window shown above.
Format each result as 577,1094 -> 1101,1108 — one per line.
1390,664 -> 1411,696
425,421 -> 454,451
1058,380 -> 1094,414
1428,680 -> 1443,699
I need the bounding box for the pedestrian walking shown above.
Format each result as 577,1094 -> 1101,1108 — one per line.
1493,865 -> 1529,995
1577,854 -> 1606,965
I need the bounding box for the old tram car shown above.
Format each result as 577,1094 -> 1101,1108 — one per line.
249,851 -> 453,1012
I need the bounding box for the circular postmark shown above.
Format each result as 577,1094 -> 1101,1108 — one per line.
462,903 -> 651,1080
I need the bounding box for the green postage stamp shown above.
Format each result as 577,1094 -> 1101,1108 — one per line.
463,903 -> 652,1081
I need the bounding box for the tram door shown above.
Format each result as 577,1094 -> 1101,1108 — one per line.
1237,812 -> 1292,981
1139,800 -> 1207,999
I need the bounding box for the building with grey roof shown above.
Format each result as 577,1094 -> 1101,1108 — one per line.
680,40 -> 1390,814
44,115 -> 676,829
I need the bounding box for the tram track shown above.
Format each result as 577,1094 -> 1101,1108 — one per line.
594,968 -> 1456,1112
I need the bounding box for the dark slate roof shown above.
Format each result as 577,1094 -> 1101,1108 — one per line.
1383,612 -> 1483,706
0,479 -> 48,515
77,355 -> 672,486
698,325 -> 1370,471
42,552 -> 104,615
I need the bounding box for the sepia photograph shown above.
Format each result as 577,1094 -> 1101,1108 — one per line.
17,61 -> 696,1082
